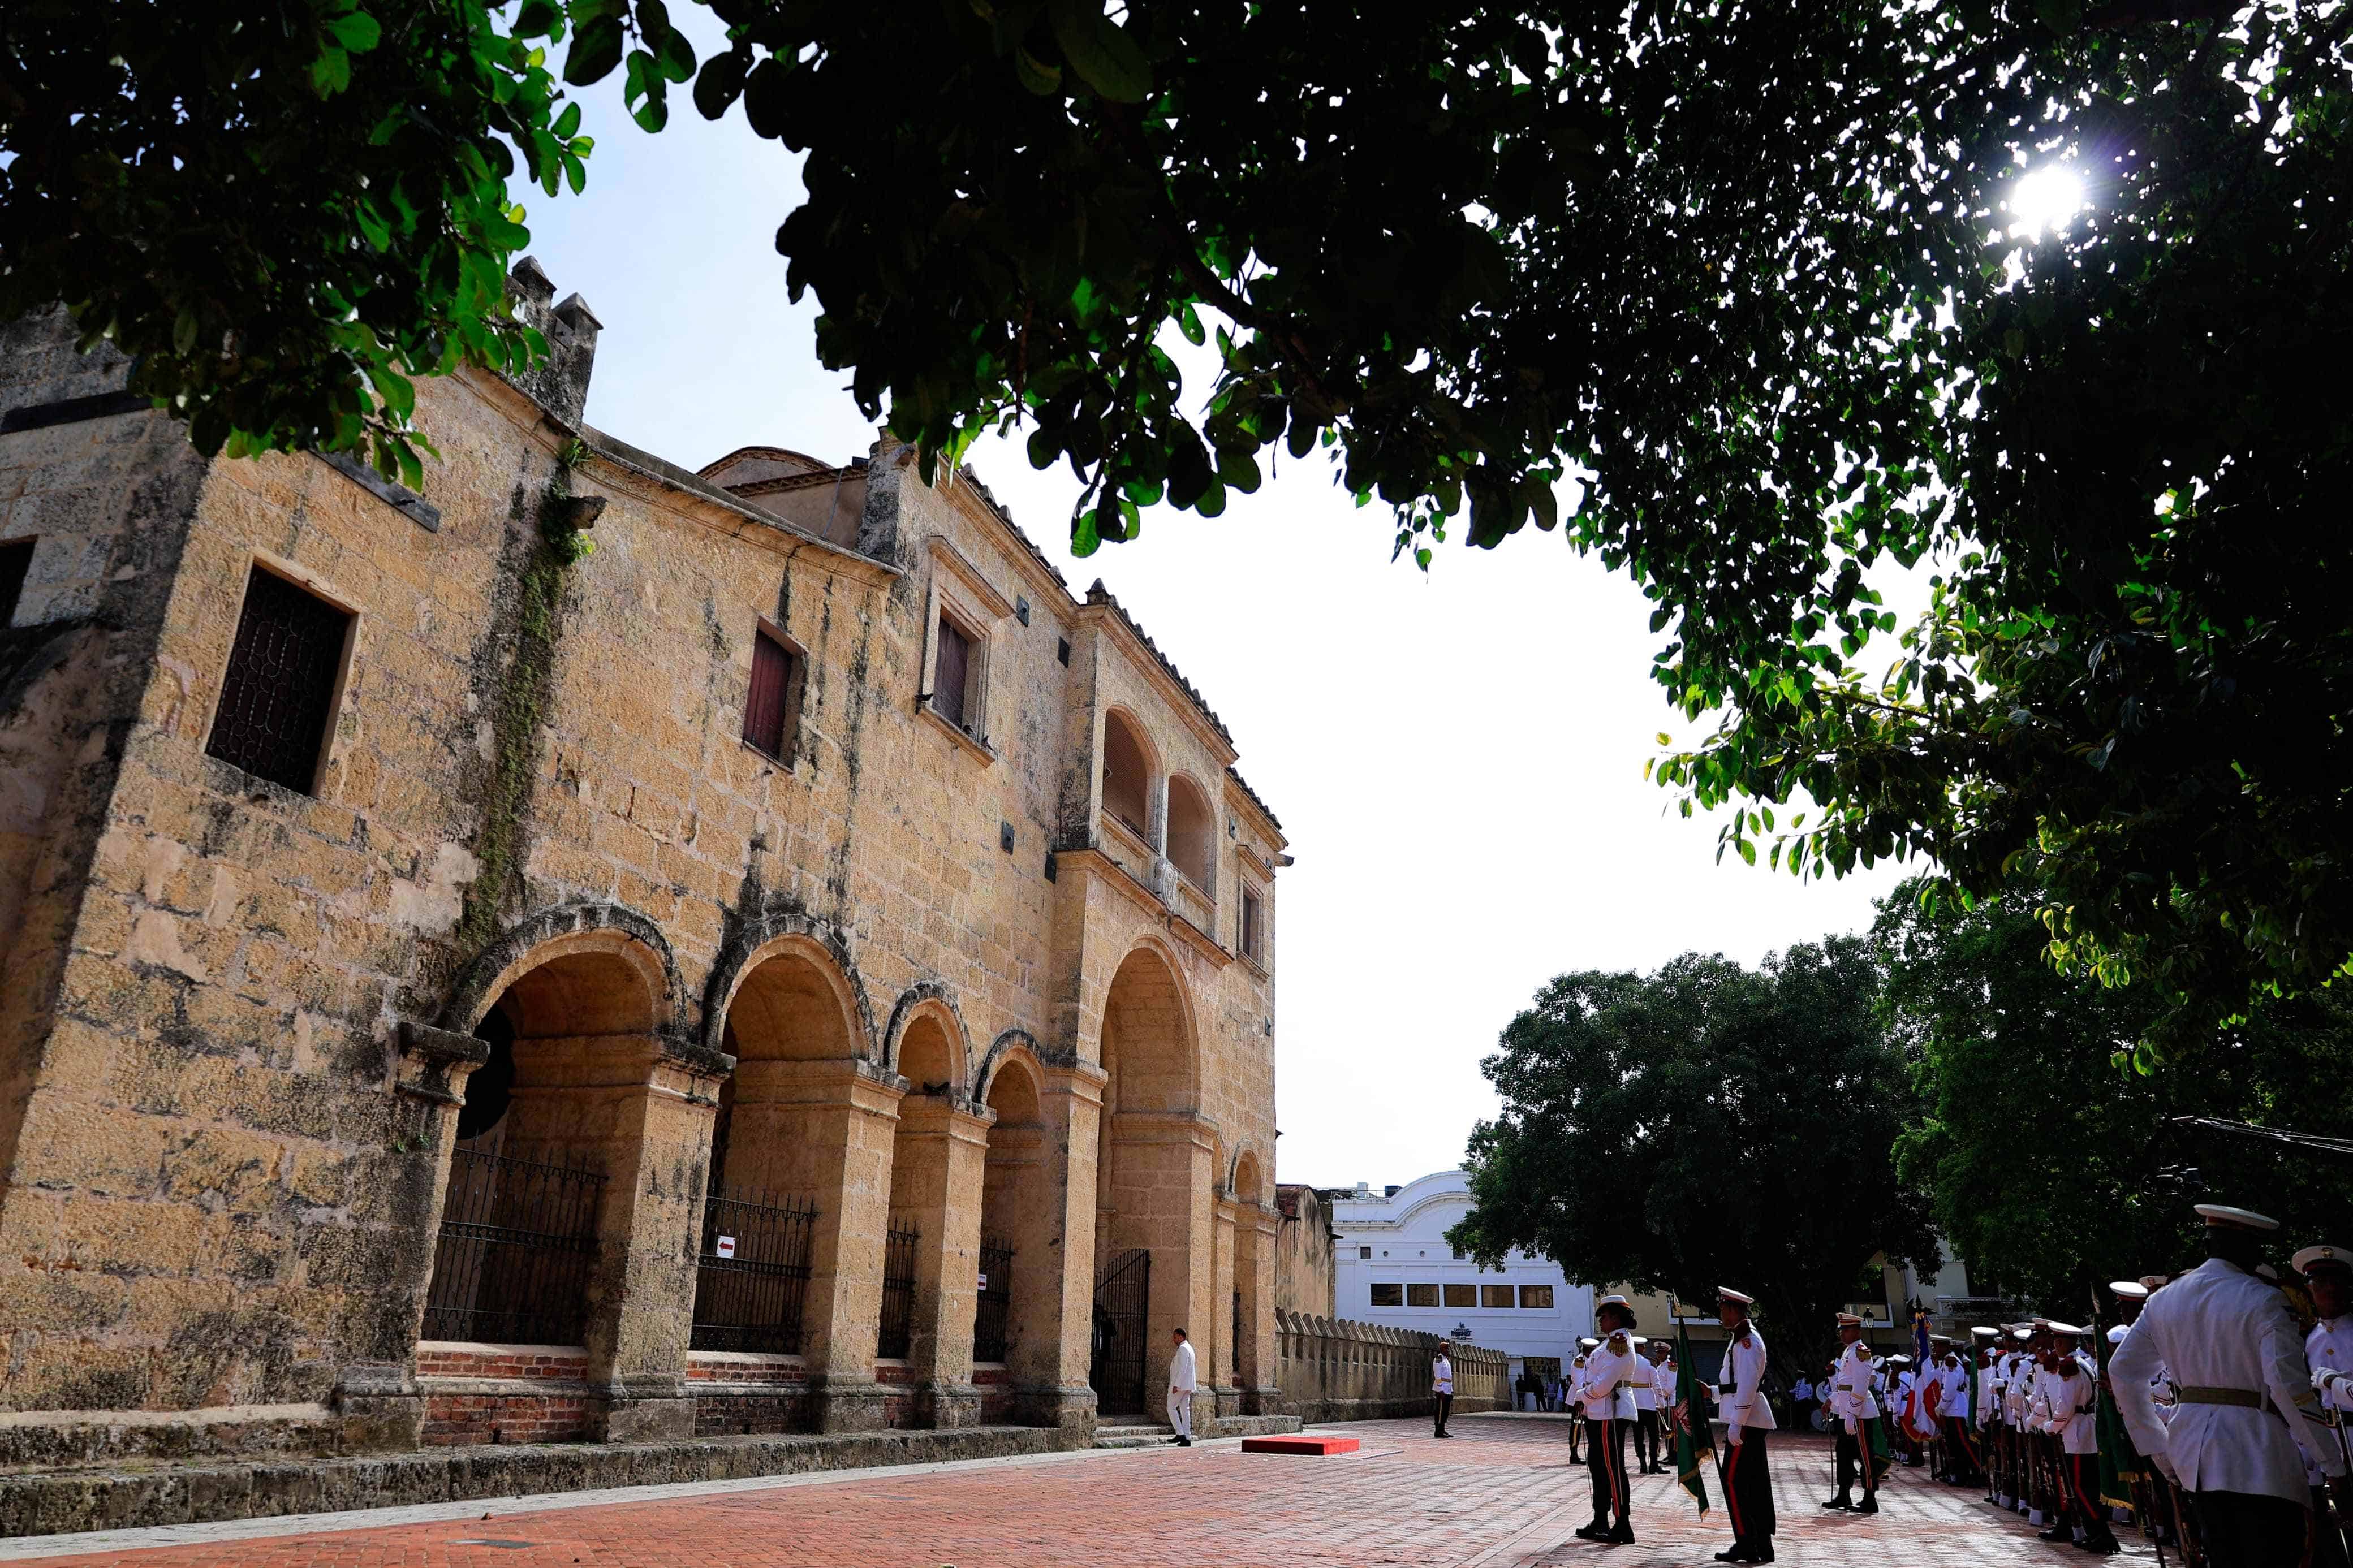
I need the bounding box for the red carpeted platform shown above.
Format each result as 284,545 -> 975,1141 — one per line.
1241,1435 -> 1361,1455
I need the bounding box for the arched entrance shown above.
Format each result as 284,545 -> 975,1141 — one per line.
1091,943 -> 1210,1419
708,935 -> 899,1432
881,1003 -> 989,1427
417,921 -> 719,1442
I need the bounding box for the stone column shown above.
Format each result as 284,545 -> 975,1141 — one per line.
724,1056 -> 904,1432
1210,1196 -> 1240,1422
889,1097 -> 993,1428
1239,1202 -> 1279,1415
506,1031 -> 730,1442
1100,1109 -> 1216,1414
1006,1061 -> 1104,1440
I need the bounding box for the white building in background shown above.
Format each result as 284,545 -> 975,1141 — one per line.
1329,1170 -> 1594,1385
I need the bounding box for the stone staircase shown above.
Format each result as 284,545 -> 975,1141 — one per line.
1094,1420 -> 1178,1449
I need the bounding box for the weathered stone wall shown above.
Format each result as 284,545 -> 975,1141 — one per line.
1272,1311 -> 1509,1424
0,260 -> 1290,1465
1272,1184 -> 1335,1321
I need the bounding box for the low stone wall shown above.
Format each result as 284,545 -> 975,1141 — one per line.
1272,1310 -> 1510,1424
0,1425 -> 1065,1540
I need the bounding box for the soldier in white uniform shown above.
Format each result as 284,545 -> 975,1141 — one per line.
1630,1335 -> 1664,1474
1574,1295 -> 1642,1545
2114,1204 -> 2350,1567
1822,1311 -> 1885,1514
1705,1287 -> 1777,1564
2295,1243 -> 2353,1568
2036,1321 -> 2122,1555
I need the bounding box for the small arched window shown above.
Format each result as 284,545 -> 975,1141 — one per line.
1102,711 -> 1153,841
1166,774 -> 1214,892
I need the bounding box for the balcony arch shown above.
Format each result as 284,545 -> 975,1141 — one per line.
1101,706 -> 1157,846
1165,772 -> 1216,896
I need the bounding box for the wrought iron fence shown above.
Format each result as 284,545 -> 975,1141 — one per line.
1091,1247 -> 1150,1415
421,1148 -> 604,1345
690,1189 -> 819,1355
973,1236 -> 1014,1362
877,1218 -> 921,1360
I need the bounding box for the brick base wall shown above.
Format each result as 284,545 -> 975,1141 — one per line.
974,1364 -> 1014,1424
686,1352 -> 812,1437
416,1344 -> 594,1448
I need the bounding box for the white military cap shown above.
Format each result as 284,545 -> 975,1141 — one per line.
2295,1244 -> 2352,1275
1596,1294 -> 1632,1310
2045,1322 -> 2084,1337
2109,1280 -> 2149,1301
1887,1354 -> 1911,1365
1835,1311 -> 1863,1325
1970,1326 -> 2000,1341
1579,1337 -> 1600,1349
2011,1327 -> 2033,1341
2107,1325 -> 2130,1345
1718,1286 -> 1755,1306
1630,1335 -> 1650,1346
2196,1203 -> 2280,1232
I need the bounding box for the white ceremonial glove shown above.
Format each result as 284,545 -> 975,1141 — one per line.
2315,1367 -> 2351,1399
1845,1417 -> 1858,1436
1728,1424 -> 1744,1448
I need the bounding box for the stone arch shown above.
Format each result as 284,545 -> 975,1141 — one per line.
975,1030 -> 1052,1116
1228,1142 -> 1267,1204
1100,705 -> 1158,842
439,902 -> 683,1037
1096,937 -> 1200,1112
882,982 -> 973,1102
1165,771 -> 1216,892
701,914 -> 878,1063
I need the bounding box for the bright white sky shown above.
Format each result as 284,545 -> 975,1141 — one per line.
510,68 -> 1913,1193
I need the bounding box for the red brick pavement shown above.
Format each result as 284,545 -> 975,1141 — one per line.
16,1417 -> 2156,1567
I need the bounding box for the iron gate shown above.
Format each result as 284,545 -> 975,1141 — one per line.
421,1148 -> 603,1345
1091,1247 -> 1150,1416
689,1189 -> 817,1354
877,1218 -> 921,1359
973,1236 -> 1014,1363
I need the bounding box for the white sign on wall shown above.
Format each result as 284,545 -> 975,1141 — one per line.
716,1235 -> 737,1259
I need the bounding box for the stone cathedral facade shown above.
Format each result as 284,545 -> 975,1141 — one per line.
0,260 -> 1287,1474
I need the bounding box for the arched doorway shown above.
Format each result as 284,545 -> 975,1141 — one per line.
1092,943 -> 1209,1419
709,936 -> 898,1429
880,1004 -> 988,1426
975,1052 -> 1044,1394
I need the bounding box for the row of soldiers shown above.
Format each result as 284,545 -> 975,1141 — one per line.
1837,1203 -> 2352,1568
1541,1202 -> 2352,1567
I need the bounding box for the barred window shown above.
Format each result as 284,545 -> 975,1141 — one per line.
1369,1282 -> 1403,1307
1407,1283 -> 1439,1307
1520,1285 -> 1555,1309
205,565 -> 351,794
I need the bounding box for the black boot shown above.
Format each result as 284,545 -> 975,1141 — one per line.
1606,1521 -> 1636,1545
1821,1493 -> 1853,1510
1855,1497 -> 1879,1515
1574,1520 -> 1613,1541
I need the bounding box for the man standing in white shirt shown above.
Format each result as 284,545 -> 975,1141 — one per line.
2115,1204 -> 2350,1567
1432,1342 -> 1455,1438
1166,1327 -> 1197,1448
1630,1337 -> 1663,1474
1823,1312 -> 1885,1515
1706,1287 -> 1777,1565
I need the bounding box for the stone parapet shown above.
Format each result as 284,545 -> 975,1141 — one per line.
1271,1310 -> 1511,1423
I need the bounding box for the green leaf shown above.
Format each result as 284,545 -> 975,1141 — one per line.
552,101 -> 581,139
564,17 -> 624,85
693,50 -> 747,119
1177,303 -> 1205,346
311,45 -> 351,96
325,8 -> 381,53
1047,0 -> 1152,103
1014,46 -> 1063,96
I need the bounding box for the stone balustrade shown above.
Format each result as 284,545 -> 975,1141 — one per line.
1272,1309 -> 1510,1423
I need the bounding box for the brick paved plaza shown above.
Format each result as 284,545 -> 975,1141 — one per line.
9,1415 -> 2157,1567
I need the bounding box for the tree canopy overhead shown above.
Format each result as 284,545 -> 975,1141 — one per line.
9,0 -> 2351,1055
1449,940 -> 1938,1375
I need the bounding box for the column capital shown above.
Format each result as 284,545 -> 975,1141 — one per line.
895,1097 -> 995,1146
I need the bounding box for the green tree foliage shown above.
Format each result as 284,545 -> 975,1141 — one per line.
1449,939 -> 1937,1375
12,2 -> 2352,1052
1877,876 -> 2353,1311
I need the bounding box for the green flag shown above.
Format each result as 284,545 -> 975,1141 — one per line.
1671,1321 -> 1716,1517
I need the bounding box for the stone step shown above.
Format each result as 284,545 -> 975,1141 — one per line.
1093,1423 -> 1176,1449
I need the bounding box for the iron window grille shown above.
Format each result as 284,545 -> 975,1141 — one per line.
877,1217 -> 921,1359
421,1148 -> 604,1345
690,1189 -> 819,1355
973,1236 -> 1014,1363
205,565 -> 352,794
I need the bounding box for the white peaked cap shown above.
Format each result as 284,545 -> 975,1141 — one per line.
2108,1281 -> 2149,1301
2196,1203 -> 2280,1232
2107,1325 -> 2130,1344
1718,1287 -> 1755,1306
2295,1245 -> 2351,1275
